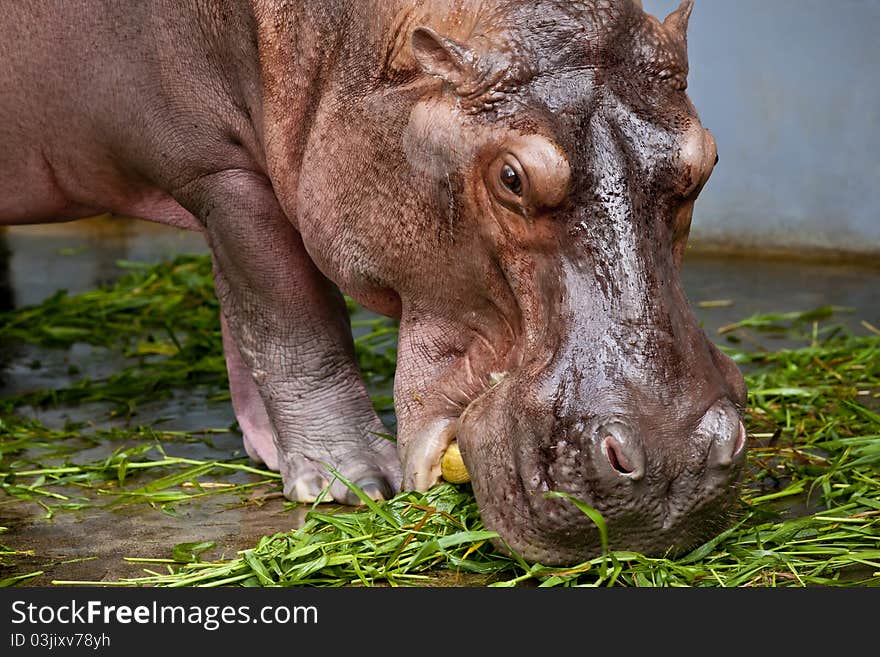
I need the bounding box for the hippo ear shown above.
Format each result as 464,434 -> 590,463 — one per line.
663,0 -> 694,37
411,27 -> 474,87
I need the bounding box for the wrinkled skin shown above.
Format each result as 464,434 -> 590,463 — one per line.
0,0 -> 747,565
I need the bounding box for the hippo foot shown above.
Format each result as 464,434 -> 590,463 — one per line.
277,433 -> 402,505
235,394 -> 401,505
235,396 -> 401,505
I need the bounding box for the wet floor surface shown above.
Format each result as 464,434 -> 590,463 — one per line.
1,216 -> 879,585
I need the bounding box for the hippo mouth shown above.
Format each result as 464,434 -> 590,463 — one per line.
443,372 -> 748,566
400,368 -> 513,492
405,374 -> 518,494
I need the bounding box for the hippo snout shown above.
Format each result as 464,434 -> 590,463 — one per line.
458,366 -> 748,565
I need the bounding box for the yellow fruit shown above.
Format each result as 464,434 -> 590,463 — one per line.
441,441 -> 470,484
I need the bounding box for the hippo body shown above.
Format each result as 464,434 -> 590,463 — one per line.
0,0 -> 747,564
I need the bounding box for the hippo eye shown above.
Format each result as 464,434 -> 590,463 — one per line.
500,164 -> 523,196
487,139 -> 570,212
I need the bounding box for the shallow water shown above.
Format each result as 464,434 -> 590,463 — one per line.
1,216 -> 879,585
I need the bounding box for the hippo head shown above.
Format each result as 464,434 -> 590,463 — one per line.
296,0 -> 747,565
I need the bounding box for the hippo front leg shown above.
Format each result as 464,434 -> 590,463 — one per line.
176,170 -> 401,504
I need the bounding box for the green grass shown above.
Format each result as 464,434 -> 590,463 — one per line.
1,255 -> 878,587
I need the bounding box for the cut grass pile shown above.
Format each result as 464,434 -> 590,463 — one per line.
1,255 -> 878,587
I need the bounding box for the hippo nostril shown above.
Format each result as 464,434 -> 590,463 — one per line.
602,434 -> 645,481
604,436 -> 632,474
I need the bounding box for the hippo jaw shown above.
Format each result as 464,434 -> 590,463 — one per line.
395,335 -> 747,567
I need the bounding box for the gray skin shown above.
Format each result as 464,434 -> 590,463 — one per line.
1,0 -> 747,565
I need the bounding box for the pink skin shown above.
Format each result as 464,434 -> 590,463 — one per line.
1,0 -> 748,563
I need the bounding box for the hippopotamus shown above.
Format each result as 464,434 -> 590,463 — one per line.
0,0 -> 747,565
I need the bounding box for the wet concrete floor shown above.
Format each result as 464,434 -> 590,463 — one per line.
1,216 -> 879,585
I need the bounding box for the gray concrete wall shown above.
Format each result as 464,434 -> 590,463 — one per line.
645,0 -> 880,258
